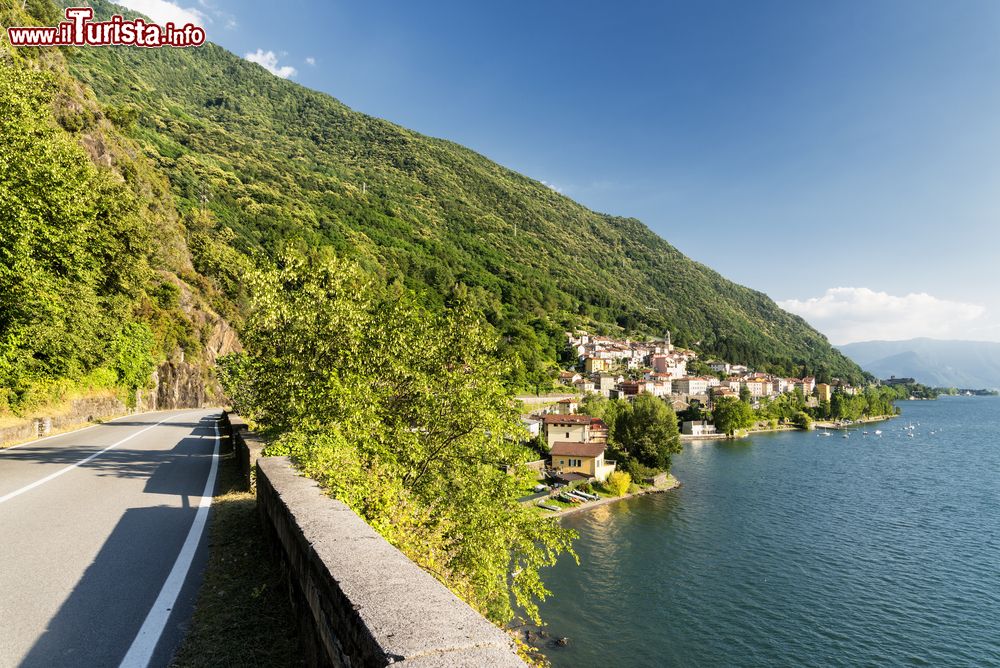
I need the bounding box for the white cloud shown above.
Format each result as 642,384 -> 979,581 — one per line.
778,287 -> 988,344
305,56 -> 316,66
196,0 -> 237,29
541,180 -> 563,194
114,0 -> 206,27
244,49 -> 297,79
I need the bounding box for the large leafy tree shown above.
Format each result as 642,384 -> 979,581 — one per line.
712,396 -> 755,437
609,393 -> 681,472
220,252 -> 575,625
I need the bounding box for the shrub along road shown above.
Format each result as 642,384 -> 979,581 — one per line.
0,409 -> 221,667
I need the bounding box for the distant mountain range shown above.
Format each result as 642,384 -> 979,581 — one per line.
839,339 -> 1000,390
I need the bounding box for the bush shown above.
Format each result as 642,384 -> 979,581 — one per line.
607,471 -> 631,497
220,253 -> 576,626
151,280 -> 181,309
793,411 -> 814,430
104,103 -> 139,129
112,323 -> 156,403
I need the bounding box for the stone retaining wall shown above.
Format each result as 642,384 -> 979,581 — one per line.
0,394 -> 128,448
232,415 -> 525,667
222,412 -> 265,489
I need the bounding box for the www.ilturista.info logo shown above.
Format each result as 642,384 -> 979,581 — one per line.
6,7 -> 205,48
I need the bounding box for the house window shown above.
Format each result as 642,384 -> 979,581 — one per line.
559,460 -> 565,466
565,432 -> 570,438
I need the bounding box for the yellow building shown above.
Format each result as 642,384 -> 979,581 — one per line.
542,414 -> 592,448
816,383 -> 833,403
584,356 -> 610,373
549,441 -> 616,481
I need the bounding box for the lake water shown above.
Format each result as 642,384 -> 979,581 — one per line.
536,397 -> 1000,667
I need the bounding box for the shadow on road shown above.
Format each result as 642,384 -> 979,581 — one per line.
17,415 -> 220,668
0,417 -> 216,495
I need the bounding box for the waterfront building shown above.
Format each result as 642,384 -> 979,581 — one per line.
543,414 -> 594,449
549,441 -> 616,481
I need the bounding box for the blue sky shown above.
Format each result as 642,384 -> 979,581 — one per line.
119,0 -> 1000,343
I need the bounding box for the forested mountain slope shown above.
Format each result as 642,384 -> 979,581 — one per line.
0,0 -> 236,418
5,0 -> 864,402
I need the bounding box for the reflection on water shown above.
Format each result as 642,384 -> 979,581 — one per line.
538,398 -> 1000,667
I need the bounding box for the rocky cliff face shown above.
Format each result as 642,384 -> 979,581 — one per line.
135,274 -> 242,411
145,361 -> 207,410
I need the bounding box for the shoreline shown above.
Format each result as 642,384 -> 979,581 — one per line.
536,415 -> 899,520
541,475 -> 681,521
812,414 -> 899,430
680,414 -> 900,442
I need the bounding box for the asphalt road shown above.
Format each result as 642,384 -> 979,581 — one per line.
0,409 -> 222,668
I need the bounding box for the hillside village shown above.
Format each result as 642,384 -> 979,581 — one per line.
521,331 -> 879,488
562,330 -> 861,407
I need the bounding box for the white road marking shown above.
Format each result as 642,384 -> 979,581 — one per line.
0,412 -> 198,505
0,410 -> 203,453
119,416 -> 221,668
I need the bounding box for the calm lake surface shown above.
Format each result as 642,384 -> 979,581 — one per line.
537,397 -> 1000,667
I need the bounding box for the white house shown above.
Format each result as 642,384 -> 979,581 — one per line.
682,420 -> 717,436
710,361 -> 731,374
674,377 -> 710,396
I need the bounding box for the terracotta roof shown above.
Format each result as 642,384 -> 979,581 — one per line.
550,441 -> 606,457
542,414 -> 591,425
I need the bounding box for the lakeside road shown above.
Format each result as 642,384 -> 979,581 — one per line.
0,409 -> 221,668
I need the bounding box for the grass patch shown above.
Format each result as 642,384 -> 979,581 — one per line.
171,438 -> 302,668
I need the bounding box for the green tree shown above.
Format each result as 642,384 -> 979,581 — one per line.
712,396 -> 755,437
0,54 -> 150,412
219,253 -> 575,625
677,400 -> 708,423
609,394 -> 681,472
579,393 -> 609,419
111,323 -> 155,404
793,411 -> 813,429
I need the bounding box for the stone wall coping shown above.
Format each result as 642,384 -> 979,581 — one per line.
256,455 -> 526,667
